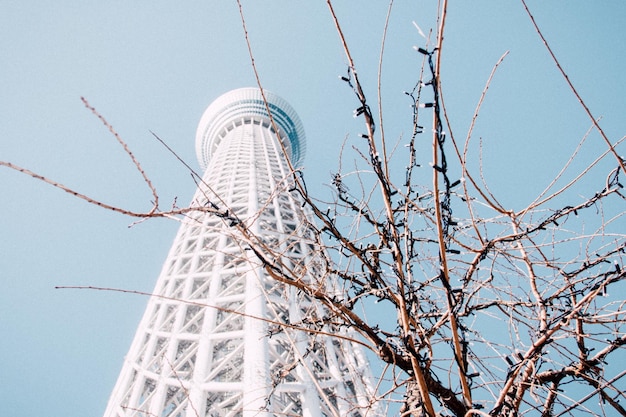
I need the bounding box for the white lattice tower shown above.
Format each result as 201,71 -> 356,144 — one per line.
103,88 -> 380,417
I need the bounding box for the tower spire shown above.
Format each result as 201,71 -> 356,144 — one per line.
103,88 -> 379,417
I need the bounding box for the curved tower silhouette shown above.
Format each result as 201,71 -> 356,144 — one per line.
103,88 -> 379,417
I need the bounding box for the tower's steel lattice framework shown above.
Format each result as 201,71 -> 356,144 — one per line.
103,88 -> 379,417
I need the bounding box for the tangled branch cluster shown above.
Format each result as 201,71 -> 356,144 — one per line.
3,1 -> 624,416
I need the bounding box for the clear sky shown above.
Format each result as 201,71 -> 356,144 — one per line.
1,2 -> 624,416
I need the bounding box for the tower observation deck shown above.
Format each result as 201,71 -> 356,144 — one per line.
103,88 -> 380,417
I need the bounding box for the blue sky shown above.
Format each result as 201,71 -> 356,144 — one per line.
1,2 -> 624,415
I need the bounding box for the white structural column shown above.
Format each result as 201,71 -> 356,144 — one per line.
102,88 -> 379,417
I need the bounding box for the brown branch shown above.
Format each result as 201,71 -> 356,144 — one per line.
326,1 -> 441,414
492,270 -> 626,414
552,369 -> 626,417
448,51 -> 510,218
1,160 -> 157,218
520,0 -> 626,175
56,285 -> 371,349
430,0 -> 472,409
377,0 -> 394,180
81,97 -> 159,214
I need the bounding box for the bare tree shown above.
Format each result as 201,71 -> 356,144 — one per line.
3,1 -> 625,416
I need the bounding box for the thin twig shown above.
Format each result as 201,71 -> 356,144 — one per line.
55,285 -> 372,349
81,97 -> 159,214
377,0 -> 394,180
520,0 -> 626,175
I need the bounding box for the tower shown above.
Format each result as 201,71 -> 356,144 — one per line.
103,88 -> 379,417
